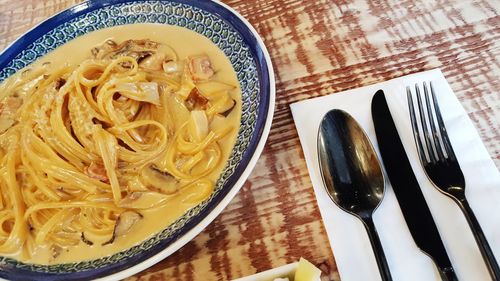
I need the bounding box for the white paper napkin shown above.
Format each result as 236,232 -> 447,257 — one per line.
290,69 -> 500,281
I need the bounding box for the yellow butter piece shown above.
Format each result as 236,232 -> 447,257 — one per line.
294,258 -> 321,281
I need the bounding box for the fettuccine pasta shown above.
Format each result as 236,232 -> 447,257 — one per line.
0,35 -> 240,263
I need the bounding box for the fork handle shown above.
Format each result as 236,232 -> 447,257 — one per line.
459,198 -> 500,280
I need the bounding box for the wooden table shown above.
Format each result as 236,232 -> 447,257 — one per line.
1,0 -> 499,280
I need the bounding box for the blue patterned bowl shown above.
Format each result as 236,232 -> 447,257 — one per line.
0,0 -> 274,280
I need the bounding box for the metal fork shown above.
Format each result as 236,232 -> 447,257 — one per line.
407,82 -> 500,281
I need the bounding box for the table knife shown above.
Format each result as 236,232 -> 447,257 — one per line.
371,90 -> 458,281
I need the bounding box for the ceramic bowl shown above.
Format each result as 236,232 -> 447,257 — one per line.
0,0 -> 274,280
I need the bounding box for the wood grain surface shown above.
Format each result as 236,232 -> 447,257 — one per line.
1,0 -> 499,280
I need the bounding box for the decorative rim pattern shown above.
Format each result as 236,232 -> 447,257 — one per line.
0,0 -> 272,280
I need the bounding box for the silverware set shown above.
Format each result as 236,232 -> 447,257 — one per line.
317,84 -> 499,281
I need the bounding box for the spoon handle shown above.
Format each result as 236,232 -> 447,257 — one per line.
439,266 -> 458,281
362,216 -> 393,281
458,198 -> 500,280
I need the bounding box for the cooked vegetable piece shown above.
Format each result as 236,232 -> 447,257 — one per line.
103,211 -> 143,245
185,88 -> 209,110
220,99 -> 236,117
113,211 -> 142,236
188,110 -> 209,141
188,55 -> 214,81
116,82 -> 160,105
140,165 -> 178,194
162,60 -> 178,74
206,93 -> 235,116
54,78 -> 66,90
177,66 -> 196,100
93,39 -> 158,60
139,53 -> 165,70
166,92 -> 191,129
80,232 -> 94,246
83,162 -> 109,183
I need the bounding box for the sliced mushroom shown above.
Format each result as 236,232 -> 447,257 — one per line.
210,111 -> 236,134
206,94 -> 236,117
220,99 -> 236,117
54,78 -> 66,90
187,55 -> 214,81
114,211 -> 142,236
185,88 -> 209,111
91,39 -> 118,58
140,44 -> 179,71
139,53 -> 165,70
94,39 -> 159,60
140,165 -> 179,195
92,40 -> 179,73
102,210 -> 142,245
81,232 -> 94,246
83,162 -> 109,183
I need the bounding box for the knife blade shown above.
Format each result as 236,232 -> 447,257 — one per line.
371,90 -> 458,281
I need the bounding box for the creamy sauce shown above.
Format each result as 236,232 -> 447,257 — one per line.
4,24 -> 241,264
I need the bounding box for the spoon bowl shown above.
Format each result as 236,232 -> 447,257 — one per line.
317,109 -> 384,217
317,109 -> 392,281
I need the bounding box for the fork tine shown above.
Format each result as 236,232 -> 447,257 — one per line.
407,86 -> 429,163
429,82 -> 457,161
415,83 -> 436,163
423,82 -> 445,161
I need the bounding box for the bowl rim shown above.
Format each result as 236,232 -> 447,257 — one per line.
0,0 -> 275,280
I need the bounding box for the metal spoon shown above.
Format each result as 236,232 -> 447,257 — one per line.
317,109 -> 392,281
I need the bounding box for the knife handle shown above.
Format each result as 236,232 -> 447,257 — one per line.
362,216 -> 393,281
439,266 -> 458,281
459,198 -> 500,281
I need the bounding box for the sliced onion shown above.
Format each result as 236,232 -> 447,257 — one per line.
116,82 -> 160,105
138,82 -> 160,105
189,110 -> 209,141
